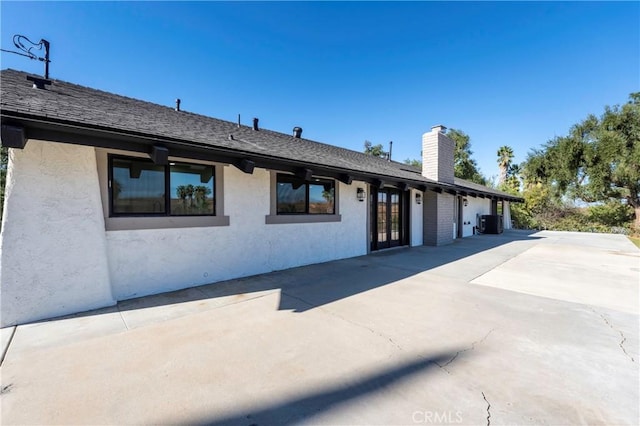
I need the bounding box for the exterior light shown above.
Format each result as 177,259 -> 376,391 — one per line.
357,187 -> 366,202
415,193 -> 422,204
463,198 -> 468,207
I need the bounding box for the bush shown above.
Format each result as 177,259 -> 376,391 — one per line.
510,200 -> 632,234
588,201 -> 634,226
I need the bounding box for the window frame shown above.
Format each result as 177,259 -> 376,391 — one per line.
108,155 -> 216,218
96,149 -> 229,231
275,173 -> 336,215
266,171 -> 341,224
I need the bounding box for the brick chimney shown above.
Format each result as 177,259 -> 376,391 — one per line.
422,124 -> 456,247
422,124 -> 455,184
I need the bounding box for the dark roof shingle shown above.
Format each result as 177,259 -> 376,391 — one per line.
1,69 -> 520,201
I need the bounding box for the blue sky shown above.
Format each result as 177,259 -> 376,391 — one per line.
2,1 -> 638,181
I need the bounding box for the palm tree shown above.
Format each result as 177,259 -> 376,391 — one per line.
176,185 -> 187,208
497,146 -> 514,186
185,184 -> 195,208
194,185 -> 212,208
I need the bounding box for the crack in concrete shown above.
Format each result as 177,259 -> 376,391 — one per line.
481,391 -> 491,426
435,329 -> 495,374
591,308 -> 635,363
282,291 -> 495,378
281,291 -> 405,353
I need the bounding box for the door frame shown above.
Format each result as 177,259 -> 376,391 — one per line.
370,187 -> 410,251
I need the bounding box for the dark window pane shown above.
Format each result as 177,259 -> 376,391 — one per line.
378,192 -> 387,242
277,178 -> 306,213
308,182 -> 334,214
112,158 -> 165,214
170,163 -> 215,215
276,174 -> 336,215
391,193 -> 400,240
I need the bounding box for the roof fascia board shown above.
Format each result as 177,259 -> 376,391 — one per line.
3,112 -> 522,201
4,117 -> 434,189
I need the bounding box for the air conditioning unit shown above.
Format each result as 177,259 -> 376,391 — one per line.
480,215 -> 503,234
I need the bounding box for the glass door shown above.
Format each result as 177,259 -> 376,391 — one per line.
377,191 -> 388,247
371,188 -> 406,251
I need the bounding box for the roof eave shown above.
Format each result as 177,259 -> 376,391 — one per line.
0,111 -> 444,191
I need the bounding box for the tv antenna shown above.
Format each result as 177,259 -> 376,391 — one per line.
0,34 -> 51,79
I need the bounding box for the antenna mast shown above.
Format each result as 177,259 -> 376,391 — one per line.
0,34 -> 51,79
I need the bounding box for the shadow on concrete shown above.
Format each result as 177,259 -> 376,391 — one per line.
183,352 -> 458,426
113,230 -> 541,315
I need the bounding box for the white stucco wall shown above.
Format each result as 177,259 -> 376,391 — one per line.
410,189 -> 423,247
0,138 -> 431,323
106,167 -> 369,300
462,197 -> 492,237
0,141 -> 114,327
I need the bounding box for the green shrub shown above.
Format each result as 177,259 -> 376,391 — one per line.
588,201 -> 633,226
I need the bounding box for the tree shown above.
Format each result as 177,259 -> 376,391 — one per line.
193,185 -> 212,208
363,140 -> 387,159
176,185 -> 188,206
403,158 -> 422,168
185,184 -> 195,207
589,93 -> 640,227
523,93 -> 640,228
497,145 -> 514,186
504,163 -> 521,193
446,129 -> 486,184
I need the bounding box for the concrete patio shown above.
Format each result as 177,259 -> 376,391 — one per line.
1,230 -> 638,425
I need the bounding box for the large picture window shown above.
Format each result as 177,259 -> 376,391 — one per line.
276,174 -> 335,215
110,156 -> 215,216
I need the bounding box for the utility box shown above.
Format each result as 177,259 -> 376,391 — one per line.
480,215 -> 504,234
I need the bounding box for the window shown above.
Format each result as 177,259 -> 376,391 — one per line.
276,174 -> 335,215
110,156 -> 215,216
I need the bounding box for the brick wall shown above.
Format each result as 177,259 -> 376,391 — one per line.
421,125 -> 456,246
422,125 -> 455,184
423,191 -> 454,246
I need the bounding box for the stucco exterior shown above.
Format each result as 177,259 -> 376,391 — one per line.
0,69 -> 520,325
0,141 -> 374,324
0,137 -> 517,325
0,141 -> 115,327
462,197 -> 492,237
106,166 -> 368,301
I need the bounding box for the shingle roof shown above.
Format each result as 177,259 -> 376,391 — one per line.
1,69 -> 520,201
454,178 -> 519,199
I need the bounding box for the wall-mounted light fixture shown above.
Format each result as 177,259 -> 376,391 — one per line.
357,187 -> 366,202
463,198 -> 469,207
415,193 -> 422,205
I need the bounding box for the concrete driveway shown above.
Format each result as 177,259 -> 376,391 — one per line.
1,230 -> 638,425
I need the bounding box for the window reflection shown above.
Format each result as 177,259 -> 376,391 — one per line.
276,174 -> 335,214
112,158 -> 165,214
110,156 -> 215,217
171,163 -> 215,215
309,183 -> 334,214
277,180 -> 306,213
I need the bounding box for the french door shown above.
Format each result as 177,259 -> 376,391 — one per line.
371,188 -> 408,251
